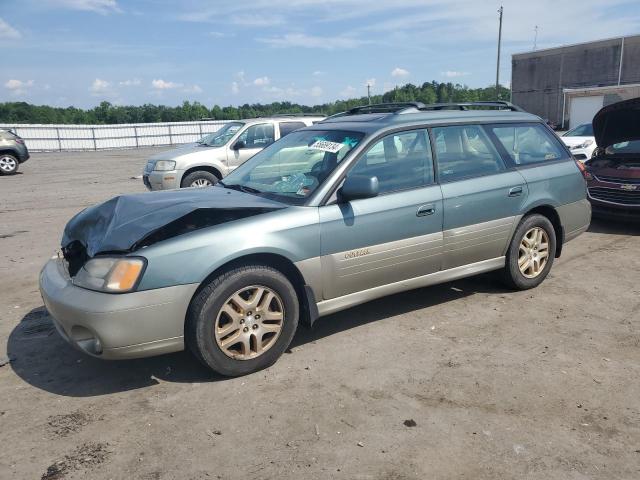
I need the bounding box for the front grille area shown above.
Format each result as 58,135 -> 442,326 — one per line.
594,174 -> 640,184
589,187 -> 640,205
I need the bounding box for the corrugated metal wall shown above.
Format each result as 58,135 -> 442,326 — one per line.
0,120 -> 230,152
511,35 -> 640,125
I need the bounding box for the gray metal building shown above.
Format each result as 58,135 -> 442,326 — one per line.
511,35 -> 640,129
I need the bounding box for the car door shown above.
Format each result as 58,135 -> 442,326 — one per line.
228,122 -> 276,171
432,124 -> 528,270
319,128 -> 444,300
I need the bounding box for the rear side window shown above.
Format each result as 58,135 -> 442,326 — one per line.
432,125 -> 505,182
350,129 -> 434,193
279,122 -> 306,137
489,123 -> 568,165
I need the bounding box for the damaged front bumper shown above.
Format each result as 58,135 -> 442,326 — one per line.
39,257 -> 199,359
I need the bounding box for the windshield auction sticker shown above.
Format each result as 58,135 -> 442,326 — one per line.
309,140 -> 345,154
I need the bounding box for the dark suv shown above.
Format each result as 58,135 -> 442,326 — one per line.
0,129 -> 30,175
584,98 -> 640,220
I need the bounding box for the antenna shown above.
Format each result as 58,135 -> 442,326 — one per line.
495,6 -> 503,100
533,25 -> 539,50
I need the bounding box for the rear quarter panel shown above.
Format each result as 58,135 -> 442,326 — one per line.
517,159 -> 590,237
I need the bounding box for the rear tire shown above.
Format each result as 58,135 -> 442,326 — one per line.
0,154 -> 19,175
501,214 -> 557,290
181,170 -> 219,188
186,265 -> 299,377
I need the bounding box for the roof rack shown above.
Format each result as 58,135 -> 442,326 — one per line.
271,113 -> 325,117
346,102 -> 427,115
417,101 -> 524,112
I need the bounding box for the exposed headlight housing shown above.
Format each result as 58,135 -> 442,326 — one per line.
73,257 -> 146,293
153,160 -> 176,171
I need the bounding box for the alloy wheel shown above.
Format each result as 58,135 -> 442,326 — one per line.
518,227 -> 550,278
214,285 -> 285,360
0,155 -> 17,173
190,178 -> 212,187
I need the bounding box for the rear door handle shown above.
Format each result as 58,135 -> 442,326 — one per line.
508,186 -> 523,197
417,204 -> 436,217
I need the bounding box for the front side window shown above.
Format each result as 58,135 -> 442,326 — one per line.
221,129 -> 364,204
350,129 -> 434,193
489,123 -> 568,165
432,125 -> 505,182
237,123 -> 275,149
279,122 -> 306,137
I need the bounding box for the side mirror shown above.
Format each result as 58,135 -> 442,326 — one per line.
232,140 -> 246,150
338,175 -> 379,202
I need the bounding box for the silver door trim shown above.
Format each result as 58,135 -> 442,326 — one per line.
316,256 -> 505,317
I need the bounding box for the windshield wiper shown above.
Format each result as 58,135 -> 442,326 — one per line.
220,182 -> 262,194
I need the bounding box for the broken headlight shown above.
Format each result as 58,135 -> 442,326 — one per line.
73,257 -> 146,293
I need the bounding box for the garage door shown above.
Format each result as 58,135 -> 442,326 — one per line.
569,95 -> 604,129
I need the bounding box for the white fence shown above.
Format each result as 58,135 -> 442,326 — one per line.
0,120 -> 231,152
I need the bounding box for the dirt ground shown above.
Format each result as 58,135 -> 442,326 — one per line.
1,148 -> 639,480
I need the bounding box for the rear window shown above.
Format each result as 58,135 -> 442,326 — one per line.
279,122 -> 306,137
488,123 -> 568,165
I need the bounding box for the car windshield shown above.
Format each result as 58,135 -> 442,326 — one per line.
564,124 -> 594,137
220,129 -> 365,205
605,140 -> 640,155
198,122 -> 244,146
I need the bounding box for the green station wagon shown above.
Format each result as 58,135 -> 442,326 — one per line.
40,102 -> 591,376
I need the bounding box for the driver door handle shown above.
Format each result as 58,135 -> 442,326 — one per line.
417,204 -> 436,217
508,186 -> 523,197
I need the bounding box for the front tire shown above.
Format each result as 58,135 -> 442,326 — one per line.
502,214 -> 556,290
186,265 -> 299,377
0,154 -> 19,175
181,170 -> 219,188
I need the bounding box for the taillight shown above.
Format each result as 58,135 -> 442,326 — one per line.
15,138 -> 24,144
575,160 -> 592,181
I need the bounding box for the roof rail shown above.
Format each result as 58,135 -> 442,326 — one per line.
417,101 -> 524,112
346,102 -> 427,115
271,113 -> 325,117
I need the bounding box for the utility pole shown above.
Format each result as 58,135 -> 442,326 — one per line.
367,83 -> 372,104
495,5 -> 503,100
533,25 -> 538,50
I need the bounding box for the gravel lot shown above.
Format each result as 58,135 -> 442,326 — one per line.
1,148 -> 639,480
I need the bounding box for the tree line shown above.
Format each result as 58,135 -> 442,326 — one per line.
0,81 -> 511,125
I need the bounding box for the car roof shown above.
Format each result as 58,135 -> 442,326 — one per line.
242,116 -> 325,124
317,109 -> 542,135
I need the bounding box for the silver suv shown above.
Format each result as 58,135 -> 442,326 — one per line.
143,115 -> 324,190
0,129 -> 30,175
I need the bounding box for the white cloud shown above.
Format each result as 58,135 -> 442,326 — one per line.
253,76 -> 270,86
231,14 -> 285,26
207,31 -> 227,38
391,67 -> 410,78
44,0 -> 121,15
5,79 -> 34,96
151,79 -> 182,89
89,78 -> 110,93
310,86 -> 323,97
0,17 -> 21,39
5,79 -> 33,90
259,33 -> 364,50
312,71 -> 326,76
231,81 -> 240,94
119,78 -> 141,86
365,78 -> 376,88
441,71 -> 470,78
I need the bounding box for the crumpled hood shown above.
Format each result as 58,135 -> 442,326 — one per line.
593,97 -> 640,148
62,186 -> 287,257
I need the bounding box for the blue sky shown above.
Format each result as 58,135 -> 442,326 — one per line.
1,0 -> 639,108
